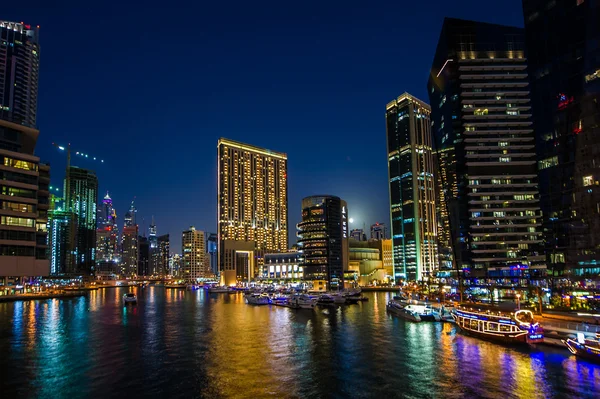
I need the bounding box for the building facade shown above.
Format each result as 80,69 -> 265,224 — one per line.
65,166 -> 98,275
262,252 -> 303,281
0,21 -> 40,128
522,0 -> 600,281
182,227 -> 206,280
370,223 -> 388,240
297,195 -> 349,290
0,119 -> 49,278
217,138 -> 288,284
138,235 -> 150,276
48,205 -> 76,275
428,18 -> 546,284
386,93 -> 438,282
157,234 -> 170,276
350,228 -> 366,242
206,232 -> 218,277
121,225 -> 138,276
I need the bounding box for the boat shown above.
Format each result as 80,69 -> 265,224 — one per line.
245,293 -> 271,305
330,293 -> 346,304
165,283 -> 186,289
452,308 -> 544,345
186,284 -> 200,290
289,294 -> 318,309
386,301 -> 421,322
208,286 -> 230,293
405,304 -> 441,322
317,294 -> 336,306
563,333 -> 600,363
123,293 -> 137,304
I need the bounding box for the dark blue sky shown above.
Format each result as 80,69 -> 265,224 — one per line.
4,0 -> 524,253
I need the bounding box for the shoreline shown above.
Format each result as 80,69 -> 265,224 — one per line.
0,291 -> 86,303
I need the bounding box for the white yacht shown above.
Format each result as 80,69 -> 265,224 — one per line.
289,294 -> 318,309
386,301 -> 421,322
123,293 -> 137,304
245,293 -> 271,305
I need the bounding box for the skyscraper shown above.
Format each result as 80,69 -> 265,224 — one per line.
217,138 -> 288,285
121,225 -> 138,276
158,234 -> 170,276
138,235 -> 150,276
386,93 -> 438,281
522,0 -> 600,280
65,166 -> 98,274
370,223 -> 388,241
148,216 -> 159,275
48,197 -> 76,275
124,200 -> 136,228
95,192 -> 118,268
350,228 -> 366,242
428,18 -> 546,283
0,21 -> 40,128
297,195 -> 349,290
206,233 -> 218,276
182,227 -> 205,280
0,119 -> 49,279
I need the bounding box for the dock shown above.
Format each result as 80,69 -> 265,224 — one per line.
0,291 -> 86,303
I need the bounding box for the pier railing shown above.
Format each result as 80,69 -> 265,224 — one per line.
543,320 -> 600,334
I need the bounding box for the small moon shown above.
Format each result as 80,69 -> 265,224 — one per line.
349,218 -> 354,223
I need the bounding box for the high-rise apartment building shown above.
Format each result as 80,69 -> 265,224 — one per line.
386,93 -> 438,281
65,166 -> 98,274
121,225 -> 138,276
370,223 -> 388,240
217,138 -> 288,285
158,234 -> 170,276
148,217 -> 159,275
0,21 -> 40,128
522,0 -> 600,280
428,18 -> 546,283
297,195 -> 349,290
48,199 -> 76,275
182,227 -> 206,280
124,200 -> 136,228
0,119 -> 49,279
138,235 -> 150,276
350,228 -> 366,242
206,233 -> 218,277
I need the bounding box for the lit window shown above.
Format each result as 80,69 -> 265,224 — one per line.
474,109 -> 489,116
583,175 -> 594,187
500,157 -> 511,163
539,156 -> 558,170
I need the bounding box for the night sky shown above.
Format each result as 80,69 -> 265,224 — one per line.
3,0 -> 523,253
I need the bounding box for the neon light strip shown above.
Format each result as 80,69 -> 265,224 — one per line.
437,59 -> 453,78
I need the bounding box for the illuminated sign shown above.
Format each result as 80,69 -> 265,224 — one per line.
342,205 -> 348,238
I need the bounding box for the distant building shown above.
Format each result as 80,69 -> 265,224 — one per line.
138,236 -> 150,276
262,252 -> 303,281
350,229 -> 366,242
370,223 -> 388,240
182,227 -> 205,280
297,195 -> 349,291
386,93 -> 438,281
157,234 -> 170,276
149,217 -> 159,275
206,233 -> 218,277
95,192 -> 118,271
121,225 -> 138,276
348,239 -> 393,284
169,254 -> 182,277
124,200 -> 136,228
65,166 -> 98,275
48,199 -> 76,275
218,138 -> 288,285
0,21 -> 40,128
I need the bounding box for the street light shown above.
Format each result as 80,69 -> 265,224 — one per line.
516,293 -> 521,310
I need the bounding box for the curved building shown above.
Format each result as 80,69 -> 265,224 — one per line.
297,195 -> 348,290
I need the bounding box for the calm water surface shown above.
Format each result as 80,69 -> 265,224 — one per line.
1,287 -> 599,398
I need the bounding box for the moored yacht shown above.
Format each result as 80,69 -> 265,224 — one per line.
123,293 -> 137,304
289,294 -> 318,309
452,308 -> 544,345
386,301 -> 421,322
563,333 -> 600,363
245,293 -> 271,305
405,304 -> 441,322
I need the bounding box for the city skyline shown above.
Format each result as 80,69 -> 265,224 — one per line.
0,1 -> 524,254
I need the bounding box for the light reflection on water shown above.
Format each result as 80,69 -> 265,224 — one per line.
0,288 -> 599,398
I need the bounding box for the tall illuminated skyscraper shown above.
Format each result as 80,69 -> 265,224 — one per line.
386,93 -> 438,282
182,227 -> 206,279
0,21 -> 40,128
217,138 -> 288,285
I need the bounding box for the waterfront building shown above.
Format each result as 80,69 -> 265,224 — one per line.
522,0 -> 600,281
217,138 -> 288,285
157,234 -> 169,276
370,223 -> 388,240
138,235 -> 150,276
428,18 -> 546,284
169,253 -> 182,277
121,225 -> 138,276
0,119 -> 50,280
182,226 -> 205,280
65,166 -> 98,275
262,252 -> 303,281
350,228 -> 366,242
48,203 -> 76,275
0,21 -> 39,128
297,195 -> 348,291
347,247 -> 385,285
149,217 -> 159,275
386,92 -> 438,282
206,232 -> 218,277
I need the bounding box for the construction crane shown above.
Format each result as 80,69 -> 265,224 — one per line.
51,142 -> 105,209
